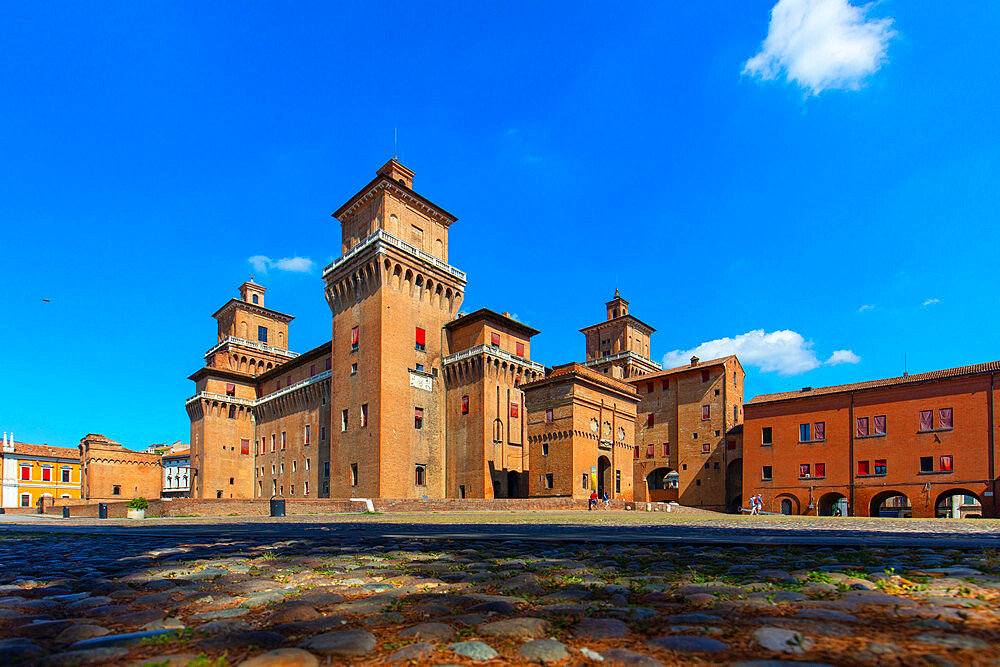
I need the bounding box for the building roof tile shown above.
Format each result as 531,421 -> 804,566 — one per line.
10,442 -> 79,460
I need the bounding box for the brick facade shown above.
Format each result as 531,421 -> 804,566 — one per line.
79,433 -> 162,501
744,361 -> 1000,518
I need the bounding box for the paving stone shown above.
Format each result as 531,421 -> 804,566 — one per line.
267,603 -> 319,624
238,647 -> 321,666
467,600 -> 517,614
478,616 -> 550,639
0,637 -> 47,662
793,608 -> 859,623
43,647 -> 130,665
574,617 -> 630,639
116,609 -> 168,626
197,630 -> 286,651
298,629 -> 377,656
54,624 -> 110,644
191,606 -> 249,620
914,633 -> 990,650
197,618 -> 254,634
448,640 -> 499,660
15,619 -> 75,639
518,638 -> 570,663
398,622 -> 456,642
129,654 -> 200,667
600,648 -> 665,666
754,627 -> 816,654
646,635 -> 730,653
387,641 -> 436,662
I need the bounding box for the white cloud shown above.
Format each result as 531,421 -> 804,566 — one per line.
743,0 -> 896,95
923,298 -> 940,306
826,349 -> 861,365
246,255 -> 316,275
858,304 -> 875,313
662,329 -> 859,377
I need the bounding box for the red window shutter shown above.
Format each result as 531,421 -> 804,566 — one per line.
510,403 -> 519,418
647,414 -> 654,427
919,410 -> 933,431
491,332 -> 500,346
646,444 -> 654,457
857,460 -> 870,475
856,417 -> 869,437
226,383 -> 236,396
462,396 -> 469,414
940,455 -> 953,471
351,326 -> 359,345
415,327 -> 426,346
815,463 -> 825,477
813,422 -> 825,440
21,467 -> 29,480
415,407 -> 424,419
702,405 -> 710,420
42,468 -> 51,481
633,446 -> 639,459
939,408 -> 953,429
240,439 -> 249,455
516,342 -> 524,357
873,415 -> 886,435
663,442 -> 670,456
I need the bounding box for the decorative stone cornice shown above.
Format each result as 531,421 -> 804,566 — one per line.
443,344 -> 545,374
323,229 -> 467,284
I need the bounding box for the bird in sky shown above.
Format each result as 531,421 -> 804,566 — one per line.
41,299 -> 50,302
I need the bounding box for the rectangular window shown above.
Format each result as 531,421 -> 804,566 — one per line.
856,417 -> 869,437
646,444 -> 654,458
939,408 -> 953,430
633,446 -> 639,459
615,470 -> 621,493
341,409 -> 349,431
324,461 -> 330,478
286,375 -> 292,387
42,467 -> 51,482
281,432 -> 286,450
662,379 -> 669,390
490,332 -> 500,347
21,466 -> 30,481
762,466 -> 772,480
510,403 -> 519,418
702,442 -> 710,453
321,426 -> 326,441
858,460 -> 870,475
813,422 -> 825,440
814,462 -> 826,478
351,326 -> 359,350
276,380 -> 281,391
919,410 -> 933,432
701,369 -> 710,382
351,363 -> 357,375
702,405 -> 710,420
799,423 -> 811,442
20,494 -> 29,507
726,439 -> 735,450
544,473 -> 554,489
874,415 -> 886,435
361,403 -> 368,427
414,407 -> 424,429
325,358 -> 331,371
240,438 -> 250,455
799,463 -> 810,478
289,484 -> 294,496
258,326 -> 268,343
919,456 -> 933,472
351,463 -> 358,486
762,426 -> 772,445
545,409 -> 553,423
647,414 -> 654,427
415,327 -> 426,351
940,455 -> 953,471
304,481 -> 309,495
304,425 -> 311,445
460,395 -> 469,414
61,468 -> 70,483
225,383 -> 236,396
647,382 -> 654,394
270,434 -> 275,452
516,341 -> 525,357
292,460 -> 297,472
112,485 -> 121,495
663,442 -> 670,456
310,364 -> 316,377
542,442 -> 549,456
874,459 -> 887,475
582,473 -> 588,489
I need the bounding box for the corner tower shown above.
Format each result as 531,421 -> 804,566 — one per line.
581,289 -> 661,379
323,160 -> 466,498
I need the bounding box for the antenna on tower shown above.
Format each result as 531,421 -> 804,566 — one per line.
394,127 -> 398,160
904,353 -> 908,377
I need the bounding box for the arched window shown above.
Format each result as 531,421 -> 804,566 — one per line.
415,465 -> 426,486
251,294 -> 258,304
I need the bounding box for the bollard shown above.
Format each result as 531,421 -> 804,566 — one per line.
98,503 -> 108,519
62,506 -> 70,518
270,497 -> 286,517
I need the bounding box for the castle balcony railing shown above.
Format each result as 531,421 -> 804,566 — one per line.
322,229 -> 467,283
254,370 -> 332,407
584,350 -> 662,370
443,344 -> 546,374
185,392 -> 256,408
205,336 -> 299,360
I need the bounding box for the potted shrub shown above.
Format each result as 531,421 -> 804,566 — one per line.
127,497 -> 148,519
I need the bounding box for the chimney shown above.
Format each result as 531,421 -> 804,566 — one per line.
801,387 -> 812,392
690,356 -> 699,366
502,312 -> 511,318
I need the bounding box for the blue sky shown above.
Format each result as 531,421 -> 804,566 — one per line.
3,1 -> 998,450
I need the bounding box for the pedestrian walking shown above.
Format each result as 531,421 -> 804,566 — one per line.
602,491 -> 610,510
589,490 -> 598,511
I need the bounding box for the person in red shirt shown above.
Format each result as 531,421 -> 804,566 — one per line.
589,491 -> 598,511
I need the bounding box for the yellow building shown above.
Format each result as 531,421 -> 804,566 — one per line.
2,432 -> 81,509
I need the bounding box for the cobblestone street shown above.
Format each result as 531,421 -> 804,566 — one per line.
2,514 -> 1000,665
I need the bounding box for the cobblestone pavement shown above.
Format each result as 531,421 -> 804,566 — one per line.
2,518 -> 1000,665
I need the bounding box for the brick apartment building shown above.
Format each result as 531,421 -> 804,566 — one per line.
79,433 -> 162,501
744,361 -> 1000,518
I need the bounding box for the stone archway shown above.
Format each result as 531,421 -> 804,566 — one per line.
935,489 -> 982,518
506,471 -> 523,499
818,492 -> 848,516
869,490 -> 912,518
597,456 -> 611,498
645,467 -> 678,503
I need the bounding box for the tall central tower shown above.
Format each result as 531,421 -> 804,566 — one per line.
323,160 -> 466,498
